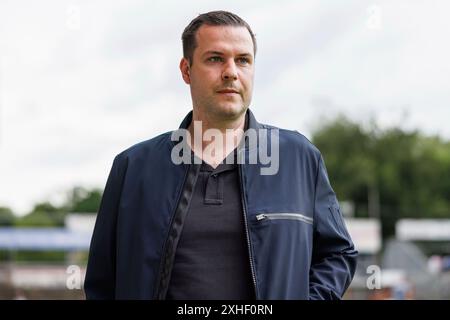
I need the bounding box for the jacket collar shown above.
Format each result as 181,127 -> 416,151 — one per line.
178,108 -> 261,131
175,108 -> 262,152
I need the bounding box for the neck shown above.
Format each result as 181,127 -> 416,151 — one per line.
187,109 -> 247,167
189,109 -> 246,134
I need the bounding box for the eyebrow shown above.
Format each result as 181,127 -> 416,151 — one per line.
202,50 -> 253,58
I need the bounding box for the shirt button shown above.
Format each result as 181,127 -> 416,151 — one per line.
212,174 -> 218,178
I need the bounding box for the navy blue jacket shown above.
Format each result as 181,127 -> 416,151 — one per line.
84,109 -> 357,300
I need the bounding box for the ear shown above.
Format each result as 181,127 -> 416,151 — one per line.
180,57 -> 191,84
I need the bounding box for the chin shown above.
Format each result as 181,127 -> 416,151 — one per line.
215,103 -> 247,118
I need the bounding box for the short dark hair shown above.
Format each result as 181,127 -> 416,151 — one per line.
182,10 -> 257,66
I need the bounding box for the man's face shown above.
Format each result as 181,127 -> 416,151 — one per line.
180,25 -> 255,122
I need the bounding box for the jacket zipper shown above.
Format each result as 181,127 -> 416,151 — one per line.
256,213 -> 313,224
153,163 -> 198,299
238,163 -> 258,299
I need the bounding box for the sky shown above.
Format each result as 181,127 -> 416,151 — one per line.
1,0 -> 449,215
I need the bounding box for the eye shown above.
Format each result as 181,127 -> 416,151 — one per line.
236,57 -> 250,65
207,56 -> 223,62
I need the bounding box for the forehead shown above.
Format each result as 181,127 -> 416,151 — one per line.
195,25 -> 254,56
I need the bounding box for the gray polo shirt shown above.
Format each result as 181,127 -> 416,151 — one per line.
166,147 -> 255,300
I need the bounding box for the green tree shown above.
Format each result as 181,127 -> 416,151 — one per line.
15,202 -> 65,227
312,116 -> 450,239
65,186 -> 102,213
13,186 -> 102,228
0,206 -> 15,226
312,116 -> 377,218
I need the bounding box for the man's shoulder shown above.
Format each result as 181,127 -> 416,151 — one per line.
115,131 -> 173,161
261,123 -> 321,157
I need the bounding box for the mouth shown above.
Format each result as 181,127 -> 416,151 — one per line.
217,88 -> 239,94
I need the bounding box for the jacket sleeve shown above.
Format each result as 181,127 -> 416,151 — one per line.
309,155 -> 358,300
84,154 -> 127,299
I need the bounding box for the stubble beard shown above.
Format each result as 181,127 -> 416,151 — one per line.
205,92 -> 249,122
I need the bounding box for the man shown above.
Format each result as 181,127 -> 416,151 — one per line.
85,10 -> 357,300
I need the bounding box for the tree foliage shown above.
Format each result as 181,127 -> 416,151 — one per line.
312,116 -> 450,238
0,207 -> 15,226
14,186 -> 102,227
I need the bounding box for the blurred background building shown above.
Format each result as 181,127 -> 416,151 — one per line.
0,213 -> 94,299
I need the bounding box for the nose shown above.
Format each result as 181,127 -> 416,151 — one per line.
222,60 -> 238,81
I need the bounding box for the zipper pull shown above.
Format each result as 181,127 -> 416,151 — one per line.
256,214 -> 266,221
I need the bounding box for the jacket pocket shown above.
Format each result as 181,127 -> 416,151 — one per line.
255,213 -> 313,225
